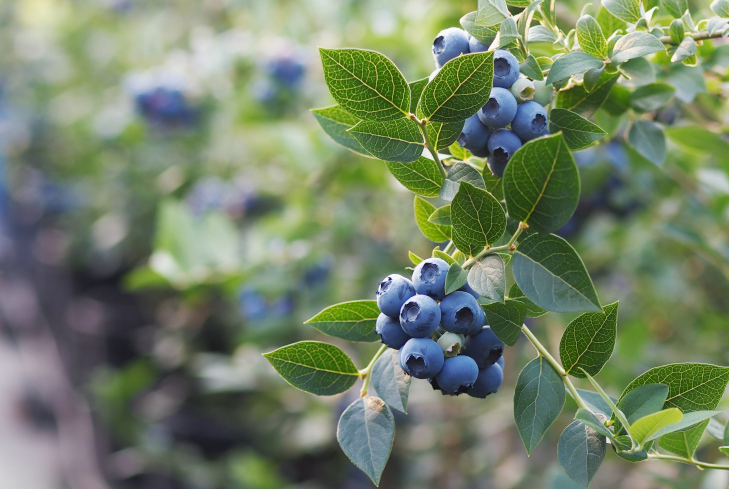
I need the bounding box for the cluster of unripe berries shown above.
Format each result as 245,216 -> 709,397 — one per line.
431,28 -> 554,177
376,258 -> 505,398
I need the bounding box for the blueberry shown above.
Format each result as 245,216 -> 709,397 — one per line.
412,257 -> 449,300
532,80 -> 554,106
439,291 -> 481,334
468,36 -> 488,53
463,326 -> 504,368
466,305 -> 486,337
487,128 -> 522,177
493,49 -> 520,88
458,281 -> 480,300
511,101 -> 548,142
437,332 -> 465,356
497,356 -> 505,369
376,274 -> 416,318
399,294 -> 441,338
432,27 -> 471,68
477,87 -> 517,129
376,313 -> 411,349
457,114 -> 491,158
398,338 -> 445,379
436,355 -> 480,395
467,363 -> 504,398
510,77 -> 535,103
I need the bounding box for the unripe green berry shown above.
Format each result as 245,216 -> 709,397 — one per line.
437,332 -> 465,357
532,80 -> 554,106
510,77 -> 535,103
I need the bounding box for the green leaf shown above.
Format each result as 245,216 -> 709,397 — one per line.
409,78 -> 429,113
414,196 -> 451,242
628,408 -> 683,447
583,66 -> 605,93
575,388 -> 616,417
445,263 -> 469,295
467,254 -> 506,303
449,142 -> 471,161
628,120 -> 666,166
385,157 -> 444,197
460,11 -> 499,45
582,370 -> 632,431
428,205 -> 452,225
514,356 -> 566,455
671,36 -> 697,63
439,162 -> 486,201
371,349 -> 411,414
483,171 -> 505,201
427,119 -> 465,151
619,57 -> 655,86
320,48 -> 410,121
630,83 -> 675,112
707,17 -> 729,36
705,418 -> 724,440
577,15 -> 609,59
498,17 -> 521,47
558,420 -> 607,487
264,341 -> 360,396
418,52 -> 494,123
556,72 -> 619,117
513,233 -> 602,313
312,106 -> 374,157
669,19 -> 685,45
620,363 -> 729,414
477,0 -> 511,27
305,301 -> 382,342
611,32 -> 665,64
560,301 -> 619,378
711,0 -> 729,17
529,25 -> 558,42
651,411 -> 721,441
409,251 -> 423,265
617,383 -> 669,427
659,421 -> 710,458
662,0 -> 687,18
724,419 -> 729,445
665,125 -> 729,155
483,300 -> 527,345
520,55 -> 544,80
451,182 -> 506,255
433,249 -> 456,265
548,109 -> 607,150
508,283 -> 548,317
546,52 -> 605,85
575,408 -> 618,442
601,0 -> 641,23
349,119 -> 424,163
720,446 -> 729,457
503,133 -> 580,234
506,0 -> 532,6
596,7 -> 628,37
337,396 -> 395,486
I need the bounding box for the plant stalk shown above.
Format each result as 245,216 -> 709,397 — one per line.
462,223 -> 526,269
660,28 -> 728,46
648,452 -> 729,471
359,344 -> 388,397
416,117 -> 448,180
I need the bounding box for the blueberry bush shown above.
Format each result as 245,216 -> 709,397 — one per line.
266,0 -> 729,486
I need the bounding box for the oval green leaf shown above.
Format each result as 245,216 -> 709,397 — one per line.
546,52 -> 605,85
349,119 -> 424,163
548,109 -> 607,150
312,106 -> 373,157
385,157 -> 444,198
467,253 -> 506,303
558,420 -> 607,487
451,181 -> 506,255
560,301 -> 619,378
414,196 -> 451,242
483,300 -> 527,346
305,301 -> 382,342
628,408 -> 683,447
371,350 -> 411,414
577,15 -> 608,59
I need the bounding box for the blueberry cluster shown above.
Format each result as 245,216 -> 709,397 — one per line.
135,86 -> 197,128
431,28 -> 554,178
375,257 -> 505,398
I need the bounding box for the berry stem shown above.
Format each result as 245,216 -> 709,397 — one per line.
647,452 -> 729,471
520,323 -> 590,412
443,241 -> 455,254
359,344 -> 389,397
417,118 -> 448,180
462,223 -> 525,269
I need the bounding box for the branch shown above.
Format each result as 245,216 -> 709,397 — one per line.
660,28 -> 728,46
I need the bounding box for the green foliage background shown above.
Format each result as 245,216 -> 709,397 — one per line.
1,0 -> 729,487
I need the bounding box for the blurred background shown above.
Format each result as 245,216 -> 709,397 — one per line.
1,0 -> 729,488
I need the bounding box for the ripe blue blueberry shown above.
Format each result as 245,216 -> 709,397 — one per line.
436,355 -> 480,395
487,128 -> 522,177
532,79 -> 554,106
376,274 -> 416,318
464,326 -> 504,368
412,257 -> 449,300
458,281 -> 480,300
432,28 -> 470,68
466,304 -> 486,337
399,294 -> 441,338
497,356 -> 505,369
477,87 -> 517,129
376,313 -> 411,349
467,363 -> 504,398
439,291 -> 481,334
468,36 -> 488,53
510,77 -> 535,103
492,49 -> 520,88
511,101 -> 549,142
457,114 -> 490,158
398,338 -> 445,379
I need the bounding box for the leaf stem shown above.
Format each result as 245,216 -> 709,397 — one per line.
648,452 -> 729,471
415,117 -> 448,180
520,323 -> 590,411
443,241 -> 455,254
462,222 -> 526,269
660,28 -> 728,46
359,344 -> 388,397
